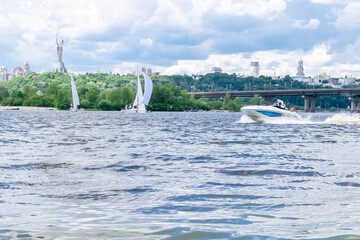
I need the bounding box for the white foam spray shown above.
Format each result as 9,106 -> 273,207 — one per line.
324,113 -> 360,124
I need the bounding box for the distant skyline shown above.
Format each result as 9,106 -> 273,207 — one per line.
1,0 -> 360,77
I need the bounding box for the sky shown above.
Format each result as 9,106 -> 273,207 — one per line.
1,0 -> 360,77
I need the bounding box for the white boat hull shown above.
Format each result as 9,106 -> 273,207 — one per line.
241,105 -> 301,123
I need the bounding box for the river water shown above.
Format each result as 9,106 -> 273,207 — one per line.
1,110 -> 360,239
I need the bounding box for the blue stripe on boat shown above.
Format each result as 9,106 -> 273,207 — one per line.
256,110 -> 282,117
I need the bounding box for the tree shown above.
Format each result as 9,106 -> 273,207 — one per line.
23,95 -> 45,107
23,85 -> 38,98
0,86 -> 9,100
86,87 -> 99,108
98,100 -> 112,111
55,89 -> 71,110
222,93 -> 231,108
45,83 -> 60,96
251,94 -> 264,105
208,100 -> 222,110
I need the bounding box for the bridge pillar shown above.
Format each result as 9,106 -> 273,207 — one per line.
310,97 -> 316,112
303,96 -> 317,112
303,97 -> 309,112
349,97 -> 360,112
260,96 -> 274,106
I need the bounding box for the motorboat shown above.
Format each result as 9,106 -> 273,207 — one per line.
241,105 -> 301,123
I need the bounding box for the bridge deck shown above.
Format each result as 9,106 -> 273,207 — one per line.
188,88 -> 360,99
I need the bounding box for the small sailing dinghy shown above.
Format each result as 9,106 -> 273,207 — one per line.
70,74 -> 80,112
124,70 -> 153,113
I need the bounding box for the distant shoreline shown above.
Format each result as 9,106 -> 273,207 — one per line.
0,106 -> 57,111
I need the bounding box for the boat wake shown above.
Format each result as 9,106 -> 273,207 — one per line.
324,113 -> 360,124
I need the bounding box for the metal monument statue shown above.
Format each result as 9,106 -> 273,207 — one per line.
53,35 -> 67,73
56,38 -> 64,62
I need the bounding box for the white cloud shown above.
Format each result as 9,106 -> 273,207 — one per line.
311,0 -> 355,4
334,2 -> 360,30
160,43 -> 336,77
145,0 -> 191,29
216,0 -> 287,19
0,0 -> 360,78
293,19 -> 320,30
140,38 -> 153,48
22,33 -> 36,44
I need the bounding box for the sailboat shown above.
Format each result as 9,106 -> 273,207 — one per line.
125,70 -> 153,113
70,74 -> 80,112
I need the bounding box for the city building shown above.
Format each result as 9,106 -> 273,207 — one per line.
23,61 -> 30,74
338,76 -> 356,86
271,70 -> 280,80
250,61 -> 259,77
139,67 -> 154,75
0,66 -> 7,81
8,61 -> 31,80
145,68 -> 152,75
296,57 -> 305,77
308,70 -> 330,86
211,67 -> 222,73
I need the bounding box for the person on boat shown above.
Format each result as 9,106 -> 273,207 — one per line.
291,107 -> 297,113
274,99 -> 288,110
274,99 -> 283,108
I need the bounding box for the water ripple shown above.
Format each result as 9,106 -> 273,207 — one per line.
220,169 -> 322,177
168,194 -> 265,202
1,111 -> 360,239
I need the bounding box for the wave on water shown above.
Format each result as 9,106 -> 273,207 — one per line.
324,113 -> 360,124
239,114 -> 256,123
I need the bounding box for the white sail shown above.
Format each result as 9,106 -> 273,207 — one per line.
70,74 -> 80,111
124,69 -> 152,113
133,72 -> 144,108
141,71 -> 153,105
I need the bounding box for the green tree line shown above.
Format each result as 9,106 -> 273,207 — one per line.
0,72 -> 355,111
0,83 -> 248,111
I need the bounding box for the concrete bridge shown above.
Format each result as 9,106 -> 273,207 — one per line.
188,88 -> 360,112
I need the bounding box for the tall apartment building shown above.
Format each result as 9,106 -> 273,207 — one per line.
250,61 -> 259,77
0,66 -> 7,81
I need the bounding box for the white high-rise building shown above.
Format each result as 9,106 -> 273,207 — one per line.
0,66 -> 7,81
250,61 -> 259,77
